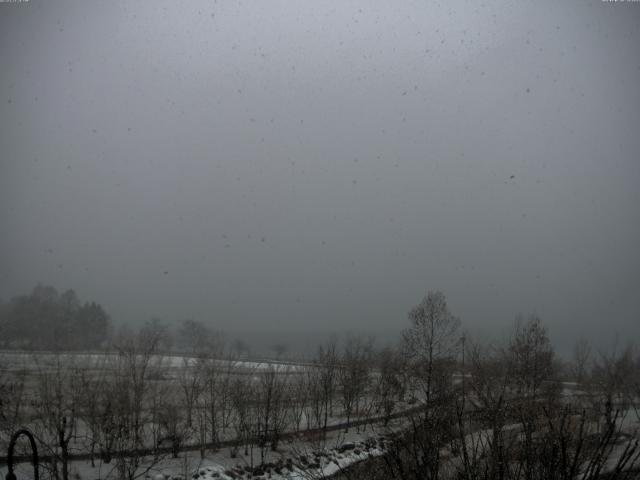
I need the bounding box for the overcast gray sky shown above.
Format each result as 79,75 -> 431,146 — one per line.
1,0 -> 639,351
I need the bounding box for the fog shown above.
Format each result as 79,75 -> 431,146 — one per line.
1,0 -> 639,354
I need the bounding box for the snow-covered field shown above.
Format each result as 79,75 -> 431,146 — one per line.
3,352 -> 639,479
0,351 -> 310,375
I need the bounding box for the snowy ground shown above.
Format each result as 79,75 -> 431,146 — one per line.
151,430 -> 387,480
2,407 -> 639,480
0,351 -> 308,373
1,425 -> 392,480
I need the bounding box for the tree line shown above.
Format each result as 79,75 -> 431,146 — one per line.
354,291 -> 640,480
0,285 -> 111,350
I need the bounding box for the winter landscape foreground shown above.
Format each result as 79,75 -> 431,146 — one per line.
1,291 -> 640,480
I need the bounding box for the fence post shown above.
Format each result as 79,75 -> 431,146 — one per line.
6,429 -> 39,480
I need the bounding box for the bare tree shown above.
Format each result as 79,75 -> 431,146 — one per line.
157,396 -> 186,459
177,319 -> 215,355
377,291 -> 461,480
255,365 -> 289,463
571,338 -> 592,385
31,354 -> 81,480
317,338 -> 339,435
194,335 -> 226,454
590,343 -> 635,431
507,314 -> 555,400
75,353 -> 112,467
108,322 -> 168,480
229,373 -> 257,461
373,346 -> 404,426
288,372 -> 308,433
402,290 -> 460,405
338,336 -> 372,432
201,355 -> 225,449
305,364 -> 325,432
455,339 -> 514,480
177,356 -> 202,432
0,354 -> 26,450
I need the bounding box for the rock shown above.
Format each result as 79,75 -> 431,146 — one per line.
338,442 -> 355,453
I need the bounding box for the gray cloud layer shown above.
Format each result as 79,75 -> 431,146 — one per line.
1,0 -> 639,350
